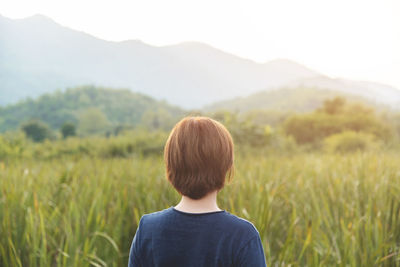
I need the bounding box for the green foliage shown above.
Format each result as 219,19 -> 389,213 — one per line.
0,129 -> 168,160
140,107 -> 178,131
78,107 -> 111,136
21,120 -> 53,142
283,97 -> 394,145
384,112 -> 400,140
209,110 -> 273,147
316,96 -> 346,114
324,130 -> 379,153
0,85 -> 185,133
284,112 -> 341,144
100,129 -> 168,158
0,131 -> 28,159
241,109 -> 293,127
60,122 -> 76,138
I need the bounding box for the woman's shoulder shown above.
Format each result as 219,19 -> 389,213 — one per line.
221,211 -> 260,237
138,207 -> 172,223
138,207 -> 260,238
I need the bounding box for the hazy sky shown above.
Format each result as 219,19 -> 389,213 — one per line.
1,0 -> 399,89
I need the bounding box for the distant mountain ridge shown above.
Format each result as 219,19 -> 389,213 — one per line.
203,87 -> 390,114
1,14 -> 400,109
285,76 -> 400,107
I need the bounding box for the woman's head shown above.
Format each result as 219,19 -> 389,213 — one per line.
164,116 -> 234,200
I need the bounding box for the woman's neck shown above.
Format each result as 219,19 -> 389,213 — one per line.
174,190 -> 222,213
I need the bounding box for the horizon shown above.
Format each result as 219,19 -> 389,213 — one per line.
1,0 -> 399,90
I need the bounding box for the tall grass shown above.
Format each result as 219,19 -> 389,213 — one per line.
0,150 -> 399,266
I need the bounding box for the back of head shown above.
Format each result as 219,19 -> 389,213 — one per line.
164,116 -> 235,200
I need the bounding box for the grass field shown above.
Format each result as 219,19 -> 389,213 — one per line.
1,149 -> 400,266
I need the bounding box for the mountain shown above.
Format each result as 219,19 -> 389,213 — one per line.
0,14 -> 318,108
284,76 -> 400,107
1,14 -> 399,109
0,85 -> 186,133
203,87 -> 391,114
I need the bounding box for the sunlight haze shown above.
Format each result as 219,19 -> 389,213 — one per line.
1,0 -> 399,89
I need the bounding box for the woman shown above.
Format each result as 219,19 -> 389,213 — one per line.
128,116 -> 267,267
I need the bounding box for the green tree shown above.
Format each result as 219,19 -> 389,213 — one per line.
140,108 -> 176,131
317,96 -> 346,115
61,122 -> 76,138
21,120 -> 53,142
78,108 -> 111,136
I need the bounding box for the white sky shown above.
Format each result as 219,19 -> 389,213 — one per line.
1,0 -> 399,89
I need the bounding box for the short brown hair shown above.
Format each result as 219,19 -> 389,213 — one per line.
164,116 -> 235,199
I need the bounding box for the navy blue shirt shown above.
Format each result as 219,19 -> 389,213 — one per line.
128,206 -> 267,267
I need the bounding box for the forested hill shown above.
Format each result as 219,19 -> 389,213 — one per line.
0,86 -> 186,133
203,87 -> 389,113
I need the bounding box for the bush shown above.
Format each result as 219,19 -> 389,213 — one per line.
21,120 -> 54,142
323,131 -> 379,153
61,122 -> 77,138
0,131 -> 29,159
100,129 -> 168,158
